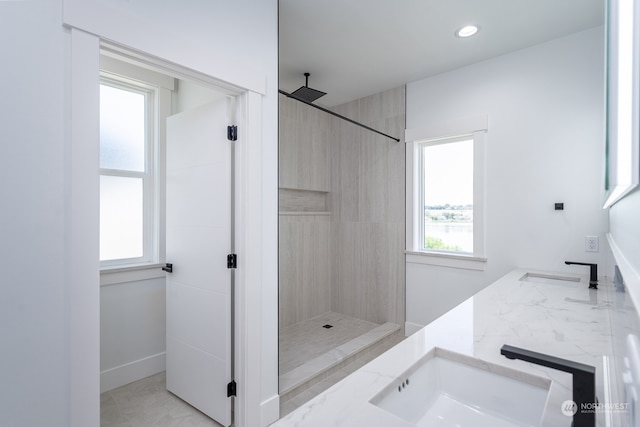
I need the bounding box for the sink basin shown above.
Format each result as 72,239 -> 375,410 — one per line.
520,272 -> 581,286
370,347 -> 551,427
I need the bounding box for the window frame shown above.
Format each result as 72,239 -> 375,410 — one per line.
405,115 -> 487,270
98,58 -> 176,274
97,56 -> 174,283
99,76 -> 157,268
417,134 -> 475,255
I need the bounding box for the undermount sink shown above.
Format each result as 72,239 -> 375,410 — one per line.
519,272 -> 582,286
370,347 -> 551,427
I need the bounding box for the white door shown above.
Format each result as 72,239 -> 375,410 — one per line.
165,99 -> 233,426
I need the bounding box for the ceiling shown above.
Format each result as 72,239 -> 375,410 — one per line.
279,0 -> 605,107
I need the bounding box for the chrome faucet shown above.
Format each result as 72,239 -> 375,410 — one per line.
501,344 -> 596,427
565,261 -> 598,289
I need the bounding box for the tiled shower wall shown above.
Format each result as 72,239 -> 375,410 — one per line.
278,87 -> 406,329
279,94 -> 331,328
329,87 -> 406,327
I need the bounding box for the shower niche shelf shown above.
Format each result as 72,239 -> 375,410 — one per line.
279,211 -> 331,216
278,187 -> 331,216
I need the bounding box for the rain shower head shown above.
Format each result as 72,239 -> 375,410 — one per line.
290,73 -> 326,103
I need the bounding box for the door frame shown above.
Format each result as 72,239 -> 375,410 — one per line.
68,28 -> 264,427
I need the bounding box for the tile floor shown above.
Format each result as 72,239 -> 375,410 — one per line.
278,311 -> 379,374
278,312 -> 404,417
279,330 -> 405,416
101,371 -> 221,427
102,312 -> 402,425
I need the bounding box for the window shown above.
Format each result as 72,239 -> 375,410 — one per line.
100,76 -> 157,267
406,116 -> 487,270
418,136 -> 474,254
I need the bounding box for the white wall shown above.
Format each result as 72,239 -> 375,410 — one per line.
0,1 -> 278,426
0,1 -> 70,426
174,79 -> 229,113
100,278 -> 166,392
406,27 -> 609,328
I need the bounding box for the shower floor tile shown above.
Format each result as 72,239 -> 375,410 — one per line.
279,311 -> 379,374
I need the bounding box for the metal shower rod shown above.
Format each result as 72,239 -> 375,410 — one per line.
278,89 -> 401,143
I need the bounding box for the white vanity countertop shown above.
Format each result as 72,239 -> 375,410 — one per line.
271,269 -> 617,426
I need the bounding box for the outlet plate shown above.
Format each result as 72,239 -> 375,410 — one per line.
585,236 -> 599,252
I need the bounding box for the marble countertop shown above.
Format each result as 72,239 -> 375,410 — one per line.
271,269 -> 617,426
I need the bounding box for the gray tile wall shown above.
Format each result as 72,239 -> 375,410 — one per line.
279,94 -> 332,327
278,87 -> 406,329
279,214 -> 332,327
279,93 -> 330,191
329,87 -> 406,327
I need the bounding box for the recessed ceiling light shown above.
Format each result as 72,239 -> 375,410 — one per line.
456,25 -> 479,38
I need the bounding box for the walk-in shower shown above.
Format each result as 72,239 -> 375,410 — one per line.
278,84 -> 406,415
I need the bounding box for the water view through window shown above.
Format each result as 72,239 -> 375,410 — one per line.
422,138 -> 474,253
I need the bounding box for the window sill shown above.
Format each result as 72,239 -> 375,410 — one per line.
100,263 -> 166,286
405,250 -> 487,271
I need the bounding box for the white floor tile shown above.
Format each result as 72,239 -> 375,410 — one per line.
101,372 -> 222,427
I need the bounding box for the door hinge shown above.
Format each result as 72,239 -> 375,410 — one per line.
227,253 -> 237,269
227,380 -> 237,397
227,125 -> 237,141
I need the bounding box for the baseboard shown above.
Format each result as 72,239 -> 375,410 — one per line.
404,321 -> 424,336
100,352 -> 166,393
260,394 -> 280,427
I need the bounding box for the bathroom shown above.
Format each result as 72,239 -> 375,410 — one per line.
277,0 -> 611,416
276,0 -> 640,424
2,1 -> 640,427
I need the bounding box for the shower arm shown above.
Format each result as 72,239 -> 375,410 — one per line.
278,89 -> 401,143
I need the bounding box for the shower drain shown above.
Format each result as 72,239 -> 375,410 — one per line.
322,324 -> 333,329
